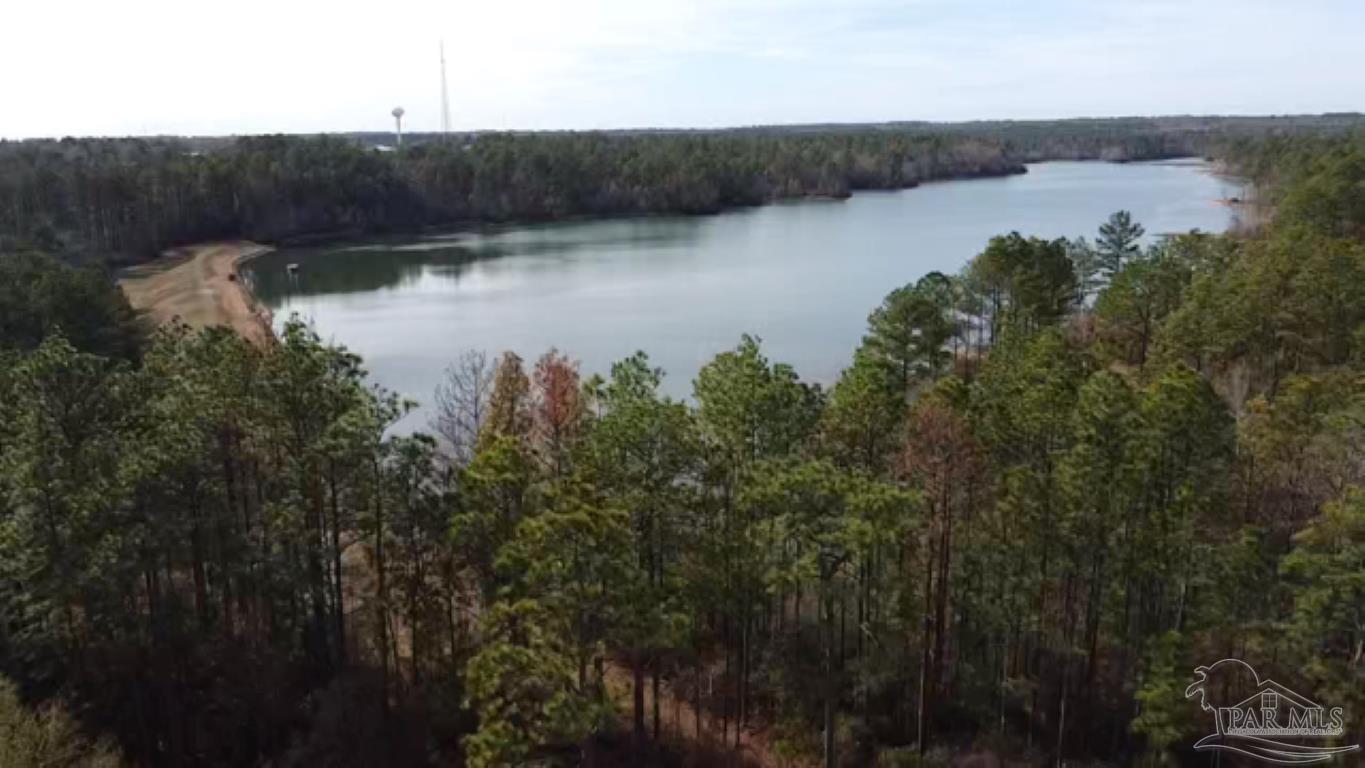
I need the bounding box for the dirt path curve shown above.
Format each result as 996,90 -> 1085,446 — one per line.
119,241 -> 275,345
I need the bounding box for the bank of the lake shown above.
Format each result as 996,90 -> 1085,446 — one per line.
247,159 -> 1246,431
120,241 -> 277,346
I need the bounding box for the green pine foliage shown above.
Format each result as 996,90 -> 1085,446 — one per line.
0,677 -> 122,767
2,129 -> 1365,765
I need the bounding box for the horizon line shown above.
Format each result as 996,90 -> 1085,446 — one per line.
6,111 -> 1364,143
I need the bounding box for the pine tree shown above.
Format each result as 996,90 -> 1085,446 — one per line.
1096,210 -> 1146,277
1281,488 -> 1365,742
1093,255 -> 1189,369
1129,631 -> 1198,766
463,599 -> 606,768
822,347 -> 903,473
1067,236 -> 1102,302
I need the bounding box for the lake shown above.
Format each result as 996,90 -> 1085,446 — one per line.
247,159 -> 1245,431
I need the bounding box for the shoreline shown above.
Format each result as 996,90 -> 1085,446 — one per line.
267,158 -> 1231,254
118,241 -> 276,346
274,157 -> 1231,253
120,157 -> 1233,345
262,163 -> 1034,249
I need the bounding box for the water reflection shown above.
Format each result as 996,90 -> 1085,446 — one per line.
246,161 -> 1242,433
249,217 -> 706,299
249,245 -> 476,297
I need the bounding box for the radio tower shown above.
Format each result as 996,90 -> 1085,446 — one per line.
439,40 -> 451,136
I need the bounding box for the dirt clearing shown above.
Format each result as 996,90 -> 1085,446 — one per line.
119,241 -> 274,345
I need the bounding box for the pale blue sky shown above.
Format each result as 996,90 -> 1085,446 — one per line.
2,0 -> 1360,138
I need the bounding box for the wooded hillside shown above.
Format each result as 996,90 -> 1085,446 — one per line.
1,129 -> 1365,766
5,114 -> 1361,264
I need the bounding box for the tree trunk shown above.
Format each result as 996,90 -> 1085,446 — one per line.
328,464 -> 346,666
823,593 -> 837,768
633,654 -> 647,755
373,456 -> 390,714
652,661 -> 661,741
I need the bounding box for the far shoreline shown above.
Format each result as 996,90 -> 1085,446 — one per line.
133,156 -> 1236,344
256,155 -> 1225,257
264,162 -> 1033,253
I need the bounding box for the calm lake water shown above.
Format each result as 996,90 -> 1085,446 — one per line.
249,159 -> 1245,431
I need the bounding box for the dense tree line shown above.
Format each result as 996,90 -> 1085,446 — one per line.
0,131 -> 1021,263
0,252 -> 145,359
651,114 -> 1365,162
6,114 -> 1363,265
3,130 -> 1365,766
922,114 -> 1365,163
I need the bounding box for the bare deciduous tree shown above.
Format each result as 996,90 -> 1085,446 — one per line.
432,349 -> 495,465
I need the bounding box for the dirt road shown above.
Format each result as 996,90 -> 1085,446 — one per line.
119,241 -> 275,345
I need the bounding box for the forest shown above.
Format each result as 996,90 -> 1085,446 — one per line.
4,114 -> 1363,265
2,127 -> 1365,767
0,131 -> 1021,262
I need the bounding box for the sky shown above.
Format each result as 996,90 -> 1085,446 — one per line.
2,0 -> 1361,139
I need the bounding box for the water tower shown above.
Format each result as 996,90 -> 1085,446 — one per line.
391,106 -> 406,147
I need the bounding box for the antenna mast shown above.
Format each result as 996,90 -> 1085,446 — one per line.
439,40 -> 451,136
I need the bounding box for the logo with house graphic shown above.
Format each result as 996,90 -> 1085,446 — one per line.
1185,659 -> 1360,764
